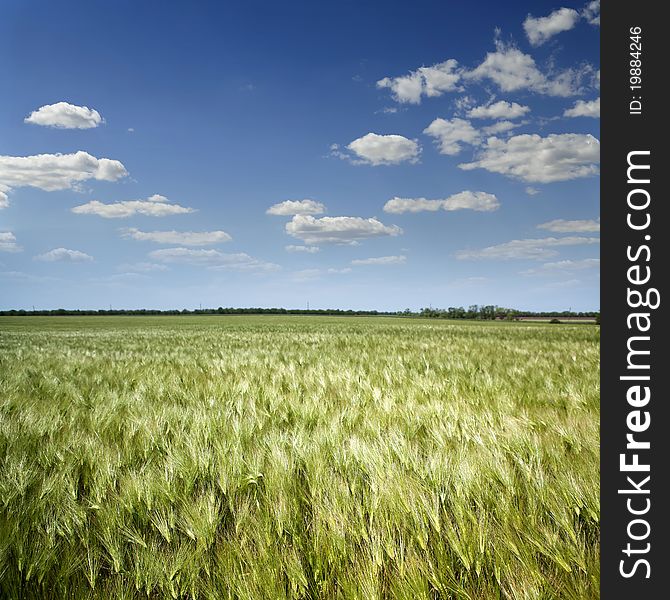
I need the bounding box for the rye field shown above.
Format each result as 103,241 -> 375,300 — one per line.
0,316 -> 600,599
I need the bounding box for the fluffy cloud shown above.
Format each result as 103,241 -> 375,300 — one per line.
72,194 -> 195,218
564,97 -> 600,118
149,248 -> 279,271
35,248 -> 93,262
121,228 -> 231,245
521,258 -> 600,276
582,1 -> 600,26
24,102 -> 103,129
384,191 -> 499,214
459,133 -> 600,183
465,43 -> 590,96
346,133 -> 420,165
456,236 -> 600,260
0,151 -> 127,192
525,187 -> 541,196
286,215 -> 402,245
0,232 -> 21,253
523,8 -> 580,46
266,199 -> 326,216
0,187 -> 8,209
285,245 -> 320,253
377,59 -> 462,104
423,118 -> 480,155
538,218 -> 600,233
351,255 -> 406,265
467,100 -> 530,119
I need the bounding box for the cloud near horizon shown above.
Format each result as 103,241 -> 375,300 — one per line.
148,248 -> 279,271
456,236 -> 600,260
521,257 -> 600,276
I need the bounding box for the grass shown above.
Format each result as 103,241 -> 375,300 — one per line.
0,316 -> 600,599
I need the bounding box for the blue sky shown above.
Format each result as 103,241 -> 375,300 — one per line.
0,0 -> 599,311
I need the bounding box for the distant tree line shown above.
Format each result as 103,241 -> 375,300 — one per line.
0,306 -> 600,320
416,305 -> 599,320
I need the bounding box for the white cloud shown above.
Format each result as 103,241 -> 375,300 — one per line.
384,191 -> 499,214
0,232 -> 22,253
564,97 -> 600,118
35,247 -> 93,262
72,195 -> 195,218
286,215 -> 402,245
482,120 -> 522,135
0,187 -> 8,209
523,8 -> 580,46
537,218 -> 600,233
582,1 -> 600,26
24,102 -> 103,129
384,198 -> 445,213
121,228 -> 231,245
117,262 -> 169,273
459,133 -> 599,183
285,245 -> 320,253
346,133 -> 420,165
377,59 -> 462,104
266,199 -> 326,216
467,100 -> 530,119
525,187 -> 541,196
521,258 -> 600,276
465,42 -> 590,96
148,248 -> 279,271
456,236 -> 600,260
0,151 -> 127,192
351,255 -> 406,265
443,191 -> 500,211
424,118 -> 480,155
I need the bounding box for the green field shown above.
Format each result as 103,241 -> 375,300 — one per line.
0,316 -> 600,599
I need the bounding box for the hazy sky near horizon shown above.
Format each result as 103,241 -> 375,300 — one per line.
0,0 -> 600,311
